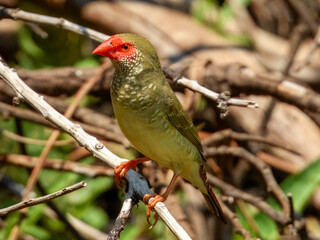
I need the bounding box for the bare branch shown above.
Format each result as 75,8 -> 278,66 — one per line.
0,181 -> 86,216
0,6 -> 107,42
0,57 -> 191,240
163,67 -> 258,109
0,6 -> 257,111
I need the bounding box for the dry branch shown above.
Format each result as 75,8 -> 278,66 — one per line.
0,181 -> 86,216
0,6 -> 257,111
0,57 -> 192,240
207,63 -> 320,113
202,129 -> 300,155
206,146 -> 290,223
0,154 -> 114,177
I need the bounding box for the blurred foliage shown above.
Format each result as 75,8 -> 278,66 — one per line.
192,0 -> 251,44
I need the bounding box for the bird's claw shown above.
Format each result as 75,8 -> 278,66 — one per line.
114,161 -> 137,188
114,157 -> 151,188
143,193 -> 164,227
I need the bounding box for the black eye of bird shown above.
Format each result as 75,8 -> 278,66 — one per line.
123,44 -> 129,50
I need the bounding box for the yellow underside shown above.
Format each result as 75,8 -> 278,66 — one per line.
114,102 -> 207,194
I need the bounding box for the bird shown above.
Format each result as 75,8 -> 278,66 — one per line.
92,33 -> 226,224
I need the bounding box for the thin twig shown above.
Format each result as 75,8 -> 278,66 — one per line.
163,66 -> 258,109
0,6 -> 107,42
0,181 -> 86,216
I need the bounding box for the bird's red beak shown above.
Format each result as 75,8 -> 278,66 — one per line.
93,35 -> 136,61
92,37 -> 115,58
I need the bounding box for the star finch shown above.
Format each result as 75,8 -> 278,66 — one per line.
93,33 -> 226,223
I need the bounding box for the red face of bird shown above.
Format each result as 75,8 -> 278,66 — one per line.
92,35 -> 138,63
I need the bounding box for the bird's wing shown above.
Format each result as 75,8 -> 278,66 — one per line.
164,86 -> 205,159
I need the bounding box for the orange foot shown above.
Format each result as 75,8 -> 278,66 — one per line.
143,194 -> 165,227
114,157 -> 151,188
142,174 -> 179,226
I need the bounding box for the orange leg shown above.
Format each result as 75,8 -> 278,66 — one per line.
114,157 -> 151,188
143,173 -> 179,226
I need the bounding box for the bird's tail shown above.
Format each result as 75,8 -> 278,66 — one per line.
200,165 -> 227,224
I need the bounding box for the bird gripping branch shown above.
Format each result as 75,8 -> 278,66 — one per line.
93,33 -> 226,224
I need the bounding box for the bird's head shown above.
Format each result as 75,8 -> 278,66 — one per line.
93,33 -> 160,68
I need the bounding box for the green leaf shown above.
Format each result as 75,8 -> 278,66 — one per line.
18,26 -> 45,59
0,118 -> 20,154
281,157 -> 320,212
21,224 -> 51,240
253,212 -> 279,240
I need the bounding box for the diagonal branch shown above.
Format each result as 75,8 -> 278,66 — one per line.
0,57 -> 192,240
